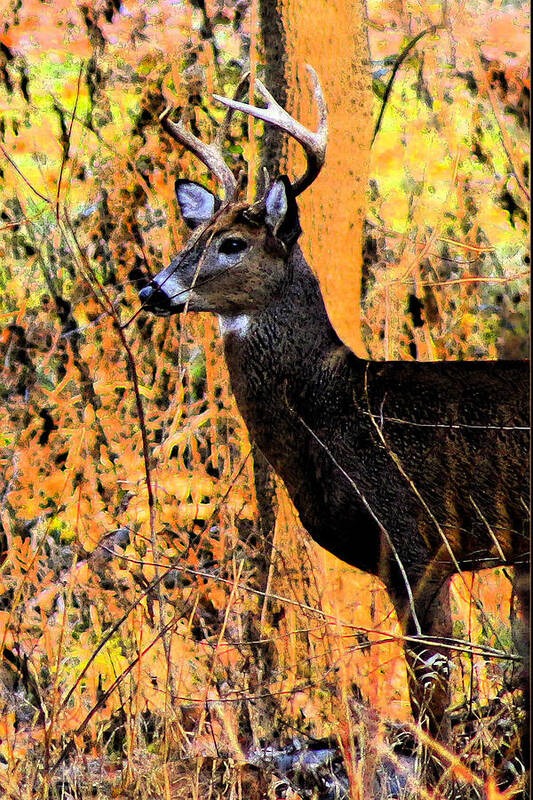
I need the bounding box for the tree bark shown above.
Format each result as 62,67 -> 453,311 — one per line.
247,0 -> 374,742
260,0 -> 373,356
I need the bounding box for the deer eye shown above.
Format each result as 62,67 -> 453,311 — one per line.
219,237 -> 247,255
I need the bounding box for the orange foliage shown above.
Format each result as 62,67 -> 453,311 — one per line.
0,0 -> 528,796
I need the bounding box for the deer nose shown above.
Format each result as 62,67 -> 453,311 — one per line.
139,282 -> 171,310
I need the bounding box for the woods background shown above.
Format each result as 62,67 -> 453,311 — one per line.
0,0 -> 529,797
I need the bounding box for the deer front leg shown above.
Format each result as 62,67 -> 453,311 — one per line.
402,577 -> 453,743
389,575 -> 453,786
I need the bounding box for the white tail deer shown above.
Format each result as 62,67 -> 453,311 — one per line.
139,68 -> 529,761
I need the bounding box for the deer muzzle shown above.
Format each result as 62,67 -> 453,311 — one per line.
139,282 -> 184,315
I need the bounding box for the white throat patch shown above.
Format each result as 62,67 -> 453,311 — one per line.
218,314 -> 251,338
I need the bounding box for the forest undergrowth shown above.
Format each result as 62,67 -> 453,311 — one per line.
0,0 -> 529,798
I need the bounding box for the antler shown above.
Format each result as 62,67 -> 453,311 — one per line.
159,108 -> 237,201
213,65 -> 328,196
159,74 -> 251,202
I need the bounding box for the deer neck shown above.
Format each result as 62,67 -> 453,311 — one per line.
221,245 -> 351,404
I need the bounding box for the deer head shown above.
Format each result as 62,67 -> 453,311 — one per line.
139,67 -> 327,317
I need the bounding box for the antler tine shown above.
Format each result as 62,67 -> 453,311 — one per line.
213,64 -> 328,196
159,107 -> 237,201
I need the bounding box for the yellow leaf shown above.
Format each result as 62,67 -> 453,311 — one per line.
137,385 -> 153,399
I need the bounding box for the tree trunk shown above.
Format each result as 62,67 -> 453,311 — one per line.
247,0 -> 374,743
260,0 -> 373,356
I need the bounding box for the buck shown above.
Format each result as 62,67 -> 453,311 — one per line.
139,70 -> 530,753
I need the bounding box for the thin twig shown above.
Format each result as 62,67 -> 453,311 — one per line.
372,26 -> 439,146
61,209 -> 165,658
469,40 -> 530,203
57,448 -> 253,713
56,62 -> 84,221
51,611 -> 179,774
362,365 -> 511,652
292,406 -> 423,636
0,144 -> 51,203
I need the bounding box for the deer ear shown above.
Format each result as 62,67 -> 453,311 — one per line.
265,177 -> 301,248
175,179 -> 220,229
